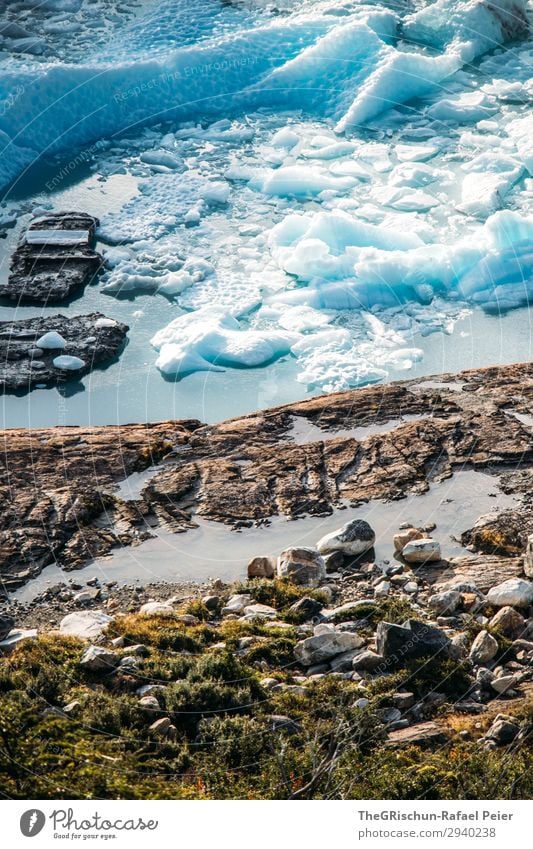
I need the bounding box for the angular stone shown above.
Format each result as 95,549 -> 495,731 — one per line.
243,603 -> 277,620
277,547 -> 325,586
491,674 -> 519,694
221,594 -> 252,615
485,715 -> 520,745
393,527 -> 423,552
402,538 -> 441,563
428,590 -> 462,615
489,606 -> 525,638
149,717 -> 172,737
294,631 -> 364,666
386,721 -> 448,748
469,630 -> 498,664
79,645 -> 120,672
525,534 -> 533,578
288,596 -> 323,620
376,619 -> 451,664
352,649 -> 384,672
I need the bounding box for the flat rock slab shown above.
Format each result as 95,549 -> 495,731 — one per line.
385,722 -> 449,748
431,555 -> 524,594
0,211 -> 103,303
0,312 -> 128,393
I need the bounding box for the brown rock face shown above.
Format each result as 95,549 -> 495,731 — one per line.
0,360 -> 531,591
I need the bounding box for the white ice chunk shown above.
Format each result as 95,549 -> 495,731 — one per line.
53,355 -> 86,370
36,331 -> 66,350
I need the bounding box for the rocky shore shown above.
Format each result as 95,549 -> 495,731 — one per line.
0,361 -> 531,798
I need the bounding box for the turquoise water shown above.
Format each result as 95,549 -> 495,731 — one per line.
0,0 -> 531,428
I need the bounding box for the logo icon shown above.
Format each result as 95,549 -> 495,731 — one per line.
20,810 -> 46,837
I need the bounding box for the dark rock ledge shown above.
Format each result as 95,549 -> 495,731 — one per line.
0,360 -> 531,592
0,211 -> 103,304
0,312 -> 129,393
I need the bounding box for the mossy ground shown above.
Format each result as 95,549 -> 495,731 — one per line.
0,581 -> 531,800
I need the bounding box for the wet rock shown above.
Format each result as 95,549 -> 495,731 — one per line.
469,630 -> 498,664
277,547 -> 325,586
0,212 -> 102,304
59,610 -> 112,639
247,556 -> 276,579
487,578 -> 533,608
393,527 -> 423,552
0,312 -> 128,393
294,631 -> 363,666
402,538 -> 441,563
376,619 -> 451,664
79,645 -> 120,672
317,519 -> 375,557
0,613 -> 15,640
489,606 -> 525,638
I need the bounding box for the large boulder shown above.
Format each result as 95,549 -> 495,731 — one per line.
294,631 -> 363,666
376,619 -> 451,664
487,578 -> 533,608
401,538 -> 441,563
277,547 -> 325,586
59,610 -> 111,639
317,519 -> 375,557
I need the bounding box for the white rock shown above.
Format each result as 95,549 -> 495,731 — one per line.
79,645 -> 119,672
487,578 -> 533,608
491,675 -> 519,694
243,603 -> 277,620
402,538 -> 441,563
59,610 -> 111,639
36,330 -> 66,349
317,519 -> 375,557
403,581 -> 419,594
294,631 -> 364,666
0,628 -> 37,653
374,580 -> 390,598
428,590 -> 462,615
139,601 -> 174,616
221,594 -> 252,615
